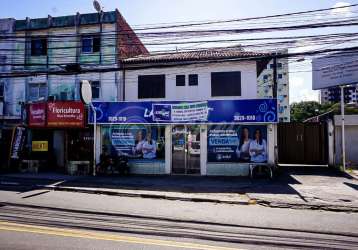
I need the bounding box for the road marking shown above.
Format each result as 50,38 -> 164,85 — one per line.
0,221 -> 242,250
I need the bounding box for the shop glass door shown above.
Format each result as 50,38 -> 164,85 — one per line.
172,125 -> 201,175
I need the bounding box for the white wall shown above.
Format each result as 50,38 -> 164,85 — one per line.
125,61 -> 258,101
334,115 -> 358,166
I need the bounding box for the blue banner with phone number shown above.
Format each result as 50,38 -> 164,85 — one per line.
89,99 -> 277,124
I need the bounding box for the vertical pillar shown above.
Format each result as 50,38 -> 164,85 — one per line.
200,125 -> 207,176
267,124 -> 276,165
165,125 -> 172,174
341,85 -> 346,171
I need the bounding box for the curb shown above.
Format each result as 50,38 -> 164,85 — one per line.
344,171 -> 358,181
255,199 -> 358,213
47,186 -> 252,206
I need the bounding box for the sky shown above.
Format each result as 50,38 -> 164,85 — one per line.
1,0 -> 358,103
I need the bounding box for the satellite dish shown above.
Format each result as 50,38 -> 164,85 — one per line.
93,0 -> 101,12
80,80 -> 92,105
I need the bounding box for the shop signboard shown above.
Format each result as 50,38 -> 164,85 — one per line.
32,141 -> 48,152
89,99 -> 277,124
28,102 -> 46,127
207,125 -> 268,163
312,52 -> 358,90
47,102 -> 85,128
9,126 -> 26,160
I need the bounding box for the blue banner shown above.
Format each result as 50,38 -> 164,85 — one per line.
89,99 -> 277,124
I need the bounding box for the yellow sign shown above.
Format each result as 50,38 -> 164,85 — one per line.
32,141 -> 48,152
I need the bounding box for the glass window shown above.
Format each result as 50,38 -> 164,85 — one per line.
0,82 -> 4,98
176,75 -> 185,86
102,125 -> 166,162
82,36 -> 101,53
91,81 -> 101,99
28,83 -> 47,101
31,38 -> 47,56
138,75 -> 165,99
188,74 -> 198,86
211,71 -> 241,97
82,37 -> 93,53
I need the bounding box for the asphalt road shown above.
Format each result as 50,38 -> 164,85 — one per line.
0,187 -> 357,249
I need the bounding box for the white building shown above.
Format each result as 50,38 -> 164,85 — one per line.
93,49 -> 279,176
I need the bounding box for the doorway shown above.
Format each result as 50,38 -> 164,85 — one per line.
171,125 -> 201,175
278,123 -> 328,165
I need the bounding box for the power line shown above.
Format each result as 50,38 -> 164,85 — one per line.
1,46 -> 358,78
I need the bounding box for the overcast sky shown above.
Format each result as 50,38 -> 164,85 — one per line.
1,0 -> 357,103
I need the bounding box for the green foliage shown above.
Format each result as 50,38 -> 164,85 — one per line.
290,101 -> 358,122
290,101 -> 321,122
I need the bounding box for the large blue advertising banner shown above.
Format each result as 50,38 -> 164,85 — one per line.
89,99 -> 277,124
101,125 -> 166,161
207,125 -> 268,163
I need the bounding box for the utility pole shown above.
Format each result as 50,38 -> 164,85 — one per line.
340,85 -> 346,171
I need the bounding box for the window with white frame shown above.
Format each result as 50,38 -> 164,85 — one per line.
28,83 -> 47,101
81,35 -> 101,53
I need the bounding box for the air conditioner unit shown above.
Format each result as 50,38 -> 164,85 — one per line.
48,95 -> 56,102
0,102 -> 3,116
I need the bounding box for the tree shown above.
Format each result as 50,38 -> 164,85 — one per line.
290,101 -> 321,122
290,101 -> 358,122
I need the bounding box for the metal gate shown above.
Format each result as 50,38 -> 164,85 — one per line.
278,123 -> 328,165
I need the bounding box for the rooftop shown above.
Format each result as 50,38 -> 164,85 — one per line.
123,48 -> 270,64
15,11 -> 117,31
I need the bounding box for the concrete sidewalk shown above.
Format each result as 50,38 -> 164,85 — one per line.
1,167 -> 358,212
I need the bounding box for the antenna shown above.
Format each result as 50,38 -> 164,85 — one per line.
93,0 -> 102,12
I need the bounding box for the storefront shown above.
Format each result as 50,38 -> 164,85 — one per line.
90,99 -> 278,176
26,101 -> 90,173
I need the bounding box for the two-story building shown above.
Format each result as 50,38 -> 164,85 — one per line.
91,48 -> 278,176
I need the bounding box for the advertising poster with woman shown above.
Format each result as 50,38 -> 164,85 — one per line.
207,125 -> 267,163
101,125 -> 165,161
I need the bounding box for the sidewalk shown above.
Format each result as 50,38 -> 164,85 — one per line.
1,167 -> 358,212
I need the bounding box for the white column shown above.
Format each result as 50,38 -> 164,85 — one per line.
165,125 -> 172,174
341,85 -> 346,171
200,125 -> 207,175
327,120 -> 335,167
267,124 -> 276,165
